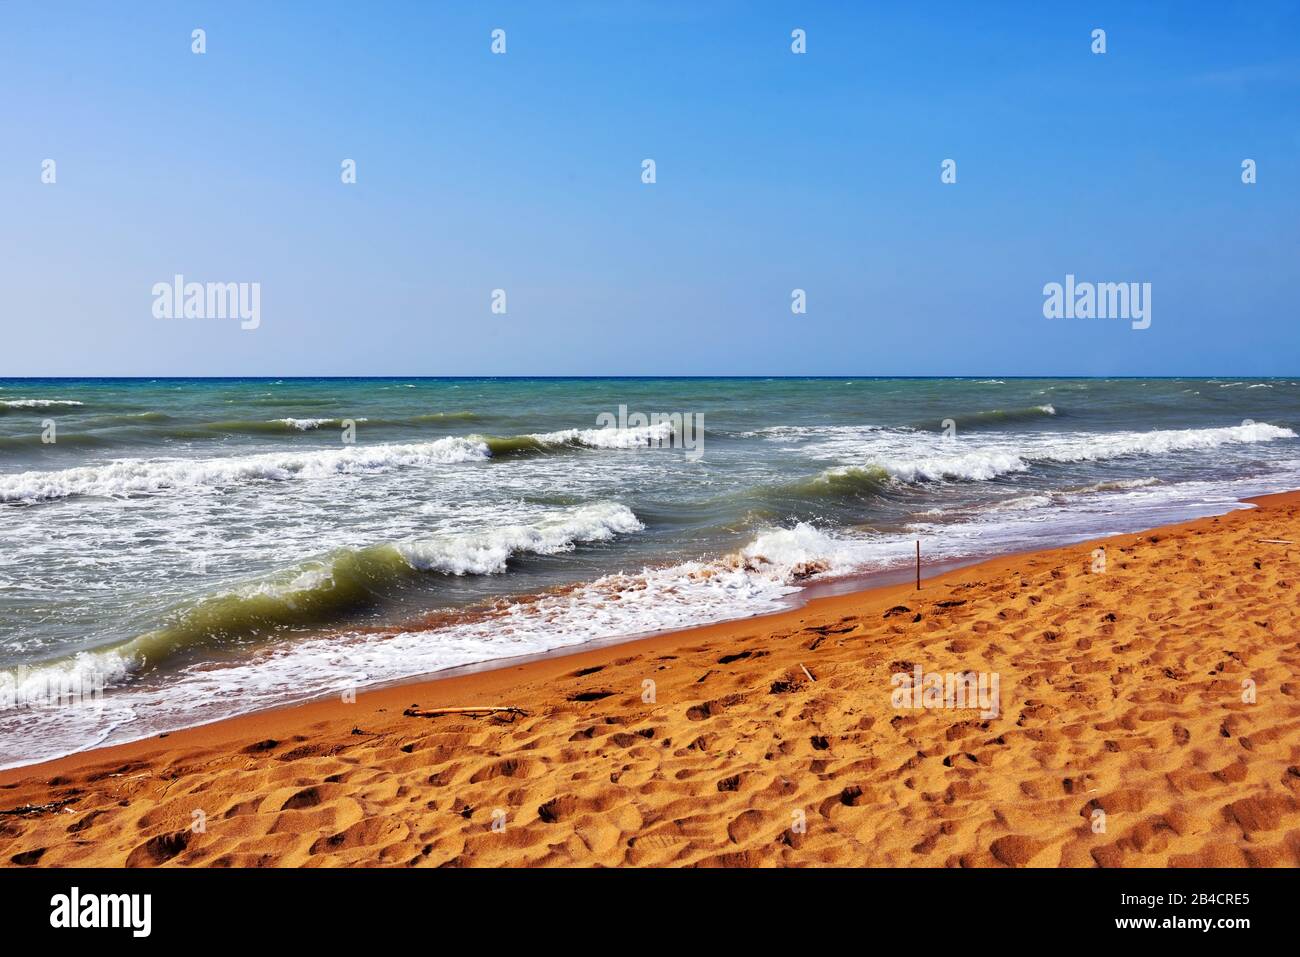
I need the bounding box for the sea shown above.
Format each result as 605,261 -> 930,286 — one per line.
1,376 -> 1297,767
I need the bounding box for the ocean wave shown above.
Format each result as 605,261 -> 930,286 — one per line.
534,422 -> 680,449
0,650 -> 132,712
1,503 -> 644,687
395,501 -> 642,574
99,414 -> 461,441
387,522 -> 879,652
246,396 -> 336,408
276,417 -> 352,431
745,423 -> 1291,507
5,513 -> 875,732
868,449 -> 1030,483
1072,476 -> 1163,492
410,411 -> 479,423
737,424 -> 884,440
913,404 -> 1058,431
970,403 -> 1056,420
0,432 -> 110,451
0,436 -> 491,504
832,422 -> 1297,487
1030,422 -> 1295,463
772,465 -> 894,502
0,399 -> 85,413
477,422 -> 680,457
0,420 -> 692,504
199,417 -> 371,434
981,477 -> 1164,513
0,518 -> 901,764
101,411 -> 172,424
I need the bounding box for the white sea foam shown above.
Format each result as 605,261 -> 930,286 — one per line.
284,521 -> 889,681
530,421 -> 678,449
1075,476 -> 1163,493
272,417 -> 366,430
851,422 -> 1296,485
0,647 -> 130,711
1032,422 -> 1294,461
981,477 -> 1163,513
738,424 -> 883,440
0,503 -> 646,701
872,449 -> 1029,483
369,521 -> 887,656
0,436 -> 491,503
396,502 -> 643,574
0,399 -> 84,409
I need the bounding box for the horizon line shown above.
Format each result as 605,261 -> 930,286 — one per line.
2,374 -> 1296,382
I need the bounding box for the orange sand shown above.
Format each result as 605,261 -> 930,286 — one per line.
3,492 -> 1299,867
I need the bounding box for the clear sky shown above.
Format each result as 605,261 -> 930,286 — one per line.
2,1 -> 1297,377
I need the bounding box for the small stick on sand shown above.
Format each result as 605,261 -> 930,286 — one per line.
0,798 -> 77,817
800,663 -> 816,682
1257,539 -> 1294,545
403,706 -> 528,719
916,540 -> 921,591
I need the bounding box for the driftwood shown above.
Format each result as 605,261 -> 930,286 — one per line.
403,706 -> 528,719
1257,539 -> 1295,545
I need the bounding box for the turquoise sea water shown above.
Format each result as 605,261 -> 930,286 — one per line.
1,376 -> 1298,766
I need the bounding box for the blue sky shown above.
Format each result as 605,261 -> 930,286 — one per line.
2,1 -> 1297,376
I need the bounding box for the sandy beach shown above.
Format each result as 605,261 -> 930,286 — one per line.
2,491 -> 1298,868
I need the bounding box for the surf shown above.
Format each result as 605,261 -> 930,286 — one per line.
0,502 -> 644,691
842,422 -> 1296,486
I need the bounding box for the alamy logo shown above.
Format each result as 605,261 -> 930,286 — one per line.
891,665 -> 1000,719
1043,274 -> 1150,330
1,666 -> 105,712
50,887 -> 151,938
596,404 -> 704,460
152,275 -> 260,330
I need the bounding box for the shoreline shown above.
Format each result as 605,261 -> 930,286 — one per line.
3,489 -> 1298,866
0,549 -> 993,776
0,502 -> 1249,781
0,551 -> 997,783
0,498 -> 1262,776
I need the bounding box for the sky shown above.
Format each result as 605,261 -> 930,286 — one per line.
2,1 -> 1298,377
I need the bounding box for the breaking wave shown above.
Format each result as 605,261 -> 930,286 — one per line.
478,422 -> 680,457
0,399 -> 85,413
849,422 -> 1296,486
940,404 -> 1057,428
0,503 -> 644,688
0,436 -> 492,504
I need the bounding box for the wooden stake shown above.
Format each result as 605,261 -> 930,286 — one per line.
916,540 -> 921,591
